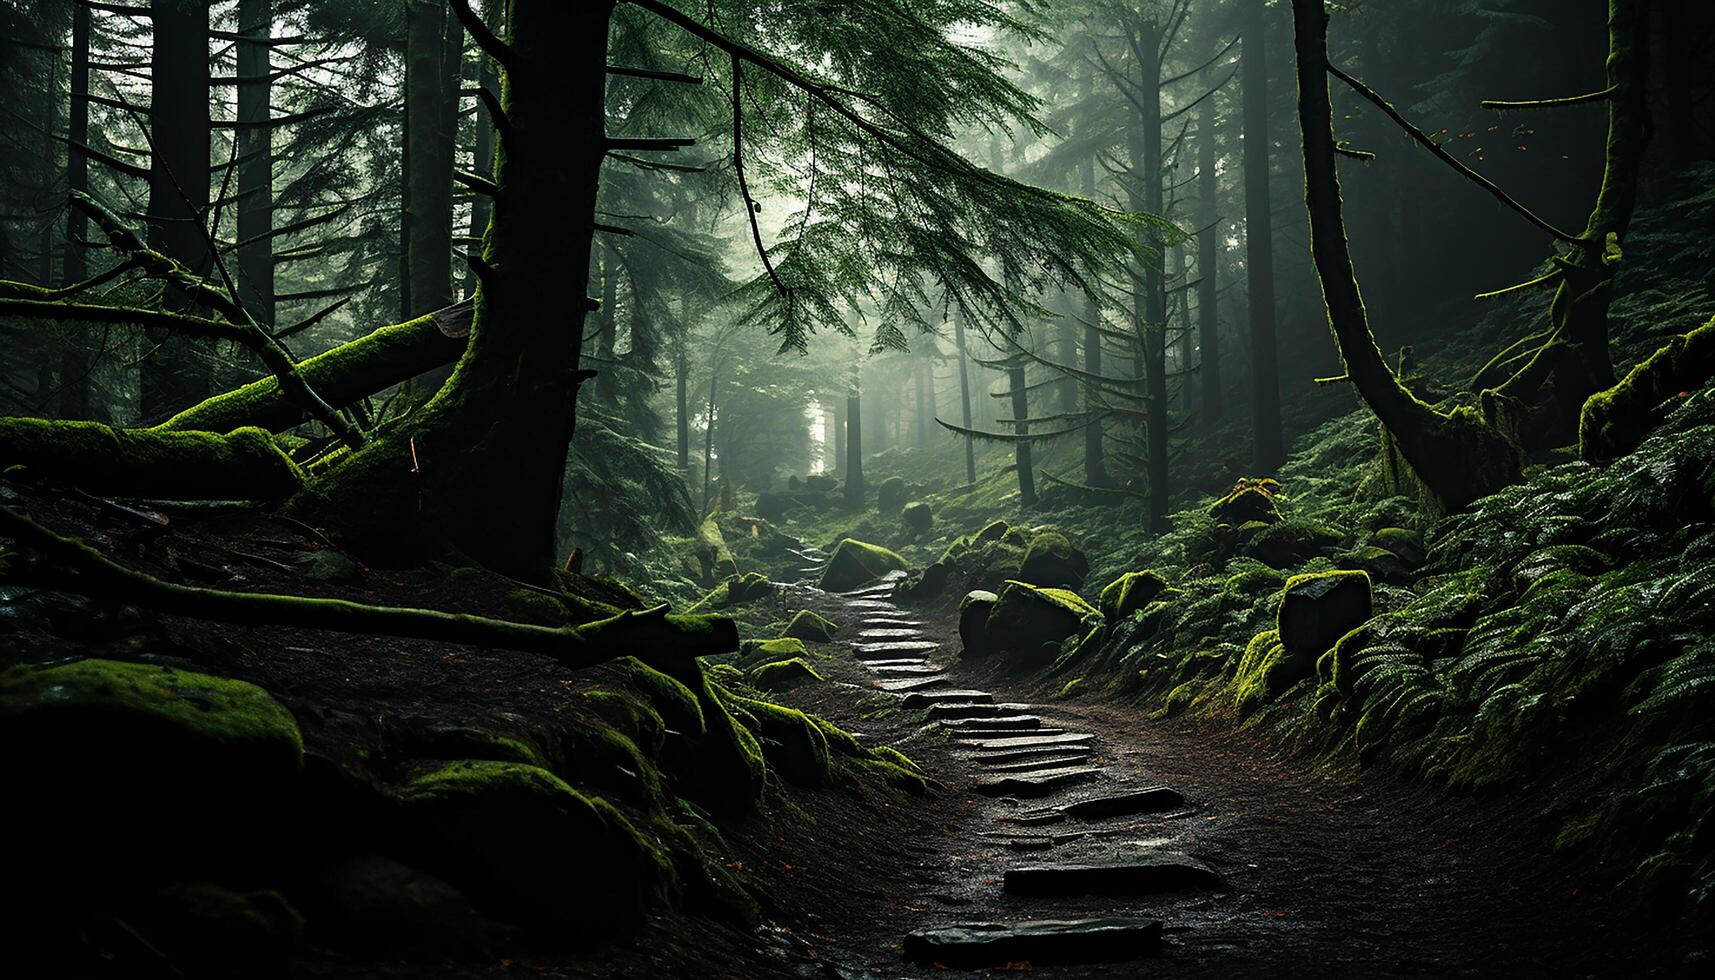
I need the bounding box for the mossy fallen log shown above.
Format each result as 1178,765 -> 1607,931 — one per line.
0,418 -> 305,498
0,505 -> 737,670
1579,315 -> 1715,464
157,304 -> 471,434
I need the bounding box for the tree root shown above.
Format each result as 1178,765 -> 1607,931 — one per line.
0,504 -> 737,668
0,418 -> 304,499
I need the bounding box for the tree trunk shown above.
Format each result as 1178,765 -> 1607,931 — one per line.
952,303 -> 977,484
912,354 -> 929,447
701,363 -> 718,514
142,0 -> 212,422
58,0 -> 91,418
235,0 -> 275,327
1078,68 -> 1110,485
844,385 -> 864,509
1130,13 -> 1169,531
675,347 -> 689,472
1241,0 -> 1285,471
1196,71 -> 1222,430
405,0 -> 455,318
291,0 -> 615,580
463,0 -> 501,297
1008,358 -> 1036,508
1290,0 -> 1519,514
595,244 -> 618,405
830,394 -> 843,476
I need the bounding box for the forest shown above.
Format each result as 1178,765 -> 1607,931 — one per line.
0,0 -> 1712,976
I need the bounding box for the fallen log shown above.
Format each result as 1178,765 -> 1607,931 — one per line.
0,418 -> 304,499
0,504 -> 738,668
158,300 -> 472,434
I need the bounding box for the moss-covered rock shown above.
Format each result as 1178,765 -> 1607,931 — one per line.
1236,519 -> 1340,569
622,658 -> 705,738
1208,478 -> 1283,525
1099,570 -> 1173,622
748,658 -> 824,692
689,571 -> 774,612
982,581 -> 1102,667
738,636 -> 810,671
959,589 -> 1000,657
1233,628 -> 1296,713
1580,314 -> 1715,464
901,500 -> 933,537
724,694 -> 834,786
897,560 -> 953,603
876,476 -> 909,513
650,666 -> 767,815
1335,545 -> 1415,585
819,538 -> 908,592
0,659 -> 303,885
586,691 -> 668,759
1369,526 -> 1426,565
782,609 -> 838,642
974,519 -> 1010,543
1279,570 -> 1373,658
392,760 -> 672,934
693,516 -> 739,584
1019,529 -> 1090,588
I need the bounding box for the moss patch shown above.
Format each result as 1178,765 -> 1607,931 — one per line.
819,538 -> 908,591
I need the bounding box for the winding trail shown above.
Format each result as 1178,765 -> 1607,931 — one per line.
761,553 -> 1659,978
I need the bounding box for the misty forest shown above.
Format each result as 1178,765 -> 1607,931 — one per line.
2,0 -> 1714,976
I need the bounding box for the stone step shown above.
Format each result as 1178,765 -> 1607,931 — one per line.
967,732 -> 1094,753
857,617 -> 925,628
928,701 -> 1033,721
973,743 -> 1092,766
900,689 -> 992,708
875,676 -> 950,693
1061,787 -> 1186,821
854,641 -> 941,657
938,715 -> 1042,733
997,809 -> 1068,828
974,766 -> 1103,798
903,917 -> 1162,968
979,752 -> 1094,774
949,726 -> 1068,741
856,628 -> 929,641
1003,852 -> 1220,896
863,658 -> 932,669
868,663 -> 942,677
844,598 -> 897,609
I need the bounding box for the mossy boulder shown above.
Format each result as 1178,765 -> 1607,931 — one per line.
0,658 -> 304,886
622,658 -> 705,738
805,474 -> 838,493
748,658 -> 823,692
876,476 -> 909,513
1335,545 -> 1415,585
982,581 -> 1102,667
959,590 -> 1001,657
392,760 -> 671,934
819,538 -> 908,592
974,519 -> 1010,543
1019,530 -> 1089,589
755,491 -> 791,522
1099,570 -> 1173,622
1233,629 -> 1297,713
1236,519 -> 1340,569
782,609 -> 838,642
1279,570 -> 1373,658
724,694 -> 835,786
692,517 -> 739,584
1208,478 -> 1283,525
1368,527 -> 1426,565
901,500 -> 933,537
661,669 -> 768,815
738,636 -> 810,670
897,560 -> 953,604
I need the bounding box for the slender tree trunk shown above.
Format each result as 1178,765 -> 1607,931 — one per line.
58,0 -> 92,418
1008,357 -> 1036,508
595,244 -> 618,405
952,303 -> 976,484
831,394 -> 843,476
1172,242 -> 1192,415
405,0 -> 454,317
844,382 -> 864,510
1242,0 -> 1285,471
1290,0 -> 1518,514
293,0 -> 616,580
674,347 -> 689,472
701,363 -> 718,514
235,0 -> 274,327
142,0 -> 212,421
1078,69 -> 1110,485
1196,74 -> 1222,430
463,0 -> 501,296
912,355 -> 929,447
1130,13 -> 1169,531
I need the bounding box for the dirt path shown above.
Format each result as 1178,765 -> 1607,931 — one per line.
772,570 -> 1680,978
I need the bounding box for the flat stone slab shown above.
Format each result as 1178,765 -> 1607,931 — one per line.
854,641 -> 941,657
869,663 -> 942,676
844,599 -> 898,610
974,766 -> 1103,798
863,657 -> 931,668
901,689 -> 992,708
968,732 -> 1094,753
998,809 -> 1068,827
903,917 -> 1161,968
858,617 -> 925,628
1003,852 -> 1220,896
980,752 -> 1094,774
976,744 -> 1094,765
928,702 -> 1032,721
950,726 -> 1067,741
857,628 -> 929,640
1061,787 -> 1186,821
939,715 -> 1042,733
876,676 -> 950,693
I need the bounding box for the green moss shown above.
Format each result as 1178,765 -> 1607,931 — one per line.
980,580 -> 1101,667
1054,677 -> 1085,700
747,658 -> 824,691
1019,529 -> 1090,588
1208,478 -> 1283,525
693,516 -> 739,583
724,693 -> 833,786
585,690 -> 667,759
393,760 -> 672,933
688,571 -> 774,613
819,538 -> 909,591
1581,315 -> 1715,463
1100,570 -> 1173,622
622,657 -> 705,738
974,519 -> 1010,542
1232,628 -> 1301,713
782,609 -> 838,642
0,419 -> 305,498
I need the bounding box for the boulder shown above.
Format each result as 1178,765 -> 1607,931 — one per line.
788,475 -> 802,491
747,658 -> 824,692
0,658 -> 304,886
755,492 -> 791,522
804,474 -> 838,493
690,571 -> 774,611
1368,526 -> 1426,565
782,609 -> 838,642
959,590 -> 1001,657
983,581 -> 1101,667
819,538 -> 909,592
901,501 -> 933,537
724,695 -> 833,785
1278,570 -> 1373,657
1335,545 -> 1414,585
1235,520 -> 1339,569
876,476 -> 909,513
1099,570 -> 1172,622
738,636 -> 810,671
897,560 -> 953,604
1208,479 -> 1283,525
1019,530 -> 1089,588
974,519 -> 1010,543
